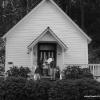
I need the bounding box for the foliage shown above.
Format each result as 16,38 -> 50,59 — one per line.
7,66 -> 31,78
0,65 -> 5,73
49,79 -> 100,100
89,41 -> 100,64
25,79 -> 52,100
0,0 -> 100,63
62,66 -> 93,79
0,38 -> 5,65
0,76 -> 27,100
0,77 -> 52,100
0,77 -> 100,100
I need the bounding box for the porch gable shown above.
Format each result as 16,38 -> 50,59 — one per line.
28,27 -> 68,51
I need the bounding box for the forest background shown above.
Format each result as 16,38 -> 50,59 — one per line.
0,0 -> 100,64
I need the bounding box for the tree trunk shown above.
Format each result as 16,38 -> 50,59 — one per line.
80,0 -> 85,30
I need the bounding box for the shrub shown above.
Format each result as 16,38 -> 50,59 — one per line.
24,79 -> 52,100
0,77 -> 100,100
49,80 -> 80,100
0,77 -> 52,100
63,66 -> 93,79
48,79 -> 100,100
0,76 -> 26,100
7,66 -> 31,78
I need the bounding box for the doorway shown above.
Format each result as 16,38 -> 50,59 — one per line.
38,43 -> 57,66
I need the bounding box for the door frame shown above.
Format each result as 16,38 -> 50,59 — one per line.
37,42 -> 57,67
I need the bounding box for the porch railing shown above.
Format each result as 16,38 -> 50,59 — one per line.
65,64 -> 100,77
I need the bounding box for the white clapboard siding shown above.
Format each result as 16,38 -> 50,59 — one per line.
5,0 -> 89,71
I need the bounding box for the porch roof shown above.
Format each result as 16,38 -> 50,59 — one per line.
27,27 -> 68,50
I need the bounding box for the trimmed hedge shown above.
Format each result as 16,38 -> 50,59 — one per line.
0,77 -> 26,100
0,77 -> 52,100
0,77 -> 100,100
49,78 -> 100,100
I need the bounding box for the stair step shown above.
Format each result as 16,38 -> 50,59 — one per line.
41,76 -> 55,81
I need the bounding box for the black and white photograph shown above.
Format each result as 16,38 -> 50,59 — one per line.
0,0 -> 100,100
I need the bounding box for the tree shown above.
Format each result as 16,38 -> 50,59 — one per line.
0,38 -> 5,64
0,0 -> 100,63
89,41 -> 100,64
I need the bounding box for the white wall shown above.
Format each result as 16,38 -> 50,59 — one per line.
56,44 -> 63,70
40,31 -> 56,41
5,0 -> 88,71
